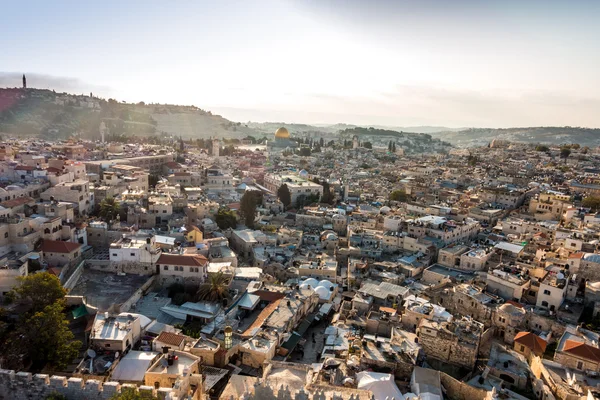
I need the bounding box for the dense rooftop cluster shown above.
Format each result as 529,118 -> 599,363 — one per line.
0,128 -> 600,400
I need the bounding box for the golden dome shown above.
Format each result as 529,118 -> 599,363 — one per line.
275,127 -> 290,139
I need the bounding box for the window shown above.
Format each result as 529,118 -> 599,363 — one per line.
4,233 -> 7,238
105,344 -> 110,348
112,253 -> 117,257
541,301 -> 549,307
577,361 -> 584,370
130,253 -> 135,256
520,345 -> 525,352
528,291 -> 536,296
164,266 -> 168,270
543,290 -> 551,295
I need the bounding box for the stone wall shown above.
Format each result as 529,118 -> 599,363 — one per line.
118,275 -> 156,313
63,261 -> 85,292
0,370 -> 175,400
359,357 -> 414,380
439,372 -> 489,400
87,259 -> 155,275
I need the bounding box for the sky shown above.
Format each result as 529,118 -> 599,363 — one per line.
2,0 -> 599,128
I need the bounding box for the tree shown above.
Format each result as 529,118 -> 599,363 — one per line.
363,141 -> 373,149
215,208 -> 237,230
560,147 -> 571,159
46,393 -> 67,400
240,191 -> 260,228
535,145 -> 549,152
9,273 -> 66,313
321,181 -> 333,204
582,196 -> 600,212
319,137 -> 324,147
110,387 -> 157,400
99,197 -> 121,222
196,272 -> 231,303
388,141 -> 393,151
389,189 -> 408,202
278,184 -> 292,209
148,174 -> 160,188
7,302 -> 81,370
298,147 -> 311,157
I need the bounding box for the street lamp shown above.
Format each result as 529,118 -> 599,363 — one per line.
224,326 -> 233,350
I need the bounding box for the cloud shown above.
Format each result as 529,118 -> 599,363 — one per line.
0,72 -> 113,97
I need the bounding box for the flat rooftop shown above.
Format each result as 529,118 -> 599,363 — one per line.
69,269 -> 151,312
149,353 -> 197,375
426,264 -> 475,280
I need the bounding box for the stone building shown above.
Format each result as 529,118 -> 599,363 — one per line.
417,317 -> 484,369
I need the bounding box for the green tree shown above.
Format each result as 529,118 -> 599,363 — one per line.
46,393 -> 67,400
215,208 -> 237,230
298,147 -> 311,157
148,174 -> 160,188
389,189 -> 408,202
195,272 -> 231,303
9,273 -> 66,313
5,302 -> 80,371
277,184 -> 292,209
99,197 -> 121,222
240,191 -> 260,228
535,145 -> 549,152
582,196 -> 600,212
560,147 -> 571,159
363,141 -> 373,149
319,137 -> 324,147
388,141 -> 393,151
321,181 -> 333,204
110,387 -> 157,400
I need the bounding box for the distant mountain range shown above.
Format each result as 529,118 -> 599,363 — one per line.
1,88 -> 597,147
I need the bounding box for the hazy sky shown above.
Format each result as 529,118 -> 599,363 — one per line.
2,0 -> 599,128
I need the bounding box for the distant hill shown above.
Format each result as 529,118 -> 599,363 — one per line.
430,127 -> 600,147
2,88 -> 596,147
0,88 -> 261,140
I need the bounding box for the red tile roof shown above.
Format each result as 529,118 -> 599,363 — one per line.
155,331 -> 186,347
41,240 -> 82,254
569,252 -> 585,259
157,253 -> 208,267
0,196 -> 34,208
514,331 -> 547,353
14,165 -> 35,171
562,339 -> 600,362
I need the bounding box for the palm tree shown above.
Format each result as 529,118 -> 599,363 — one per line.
99,197 -> 121,222
195,272 -> 231,303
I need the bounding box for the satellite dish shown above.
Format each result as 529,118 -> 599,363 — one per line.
87,349 -> 97,358
557,273 -> 565,279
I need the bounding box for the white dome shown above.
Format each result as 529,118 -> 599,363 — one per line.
314,286 -> 331,300
298,169 -> 308,178
301,278 -> 319,288
299,283 -> 311,290
380,206 -> 391,214
318,280 -> 334,290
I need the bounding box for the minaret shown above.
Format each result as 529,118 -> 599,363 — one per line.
212,137 -> 220,157
352,135 -> 359,149
344,179 -> 350,202
22,74 -> 26,89
99,121 -> 107,143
